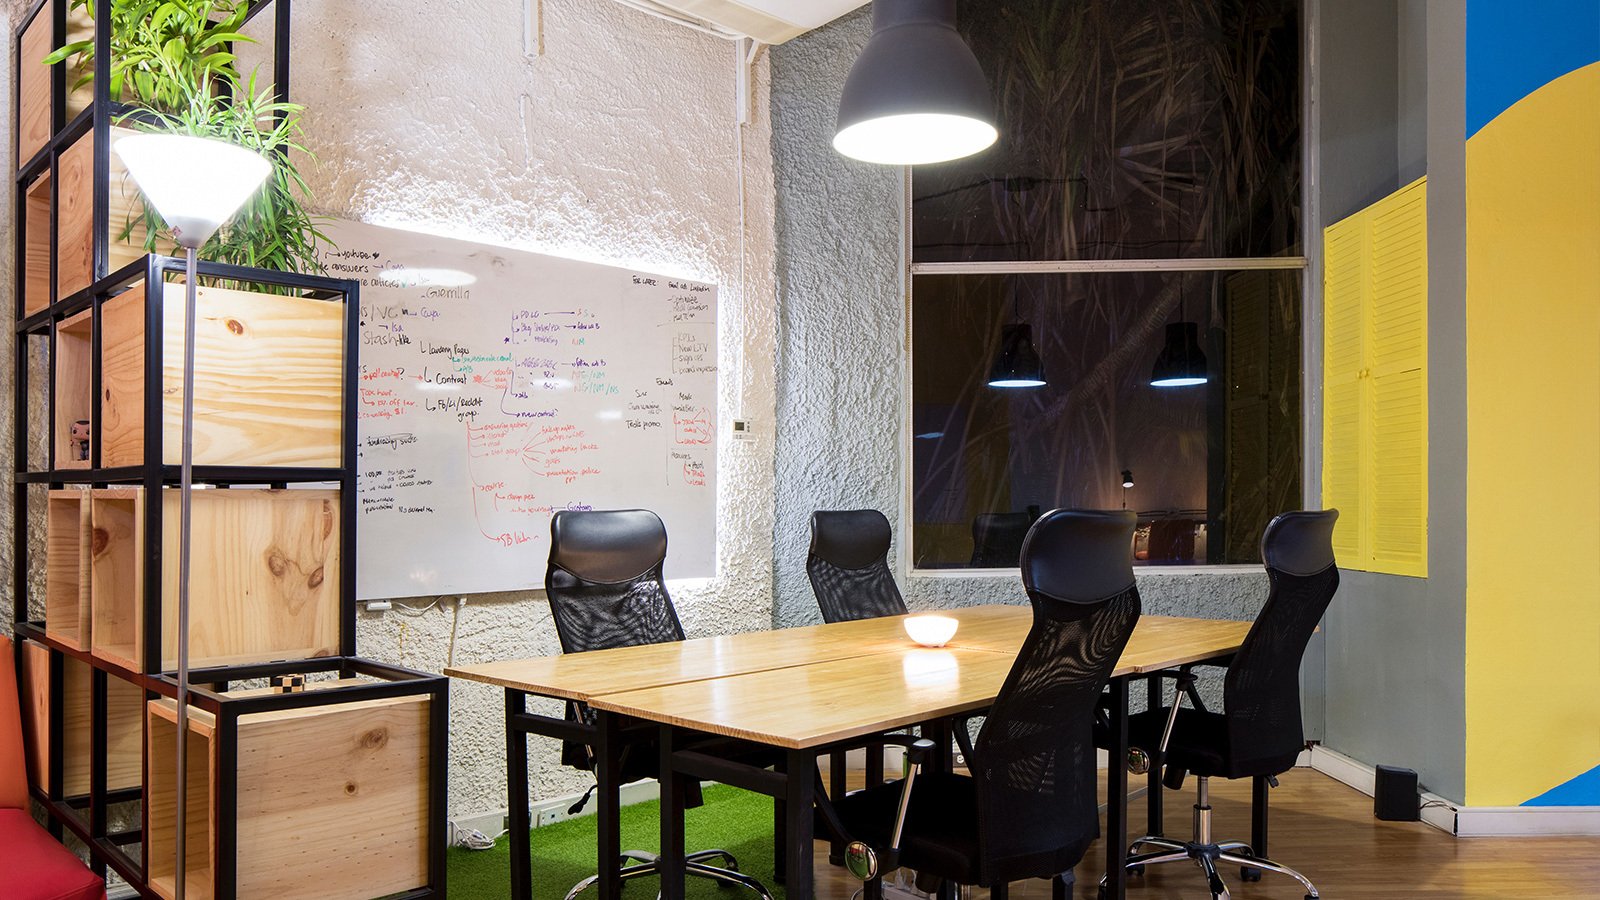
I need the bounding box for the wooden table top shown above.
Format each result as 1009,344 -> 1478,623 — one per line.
588,615 -> 1254,749
445,603 -> 1031,701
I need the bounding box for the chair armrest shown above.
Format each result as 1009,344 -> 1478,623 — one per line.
1141,667 -> 1207,714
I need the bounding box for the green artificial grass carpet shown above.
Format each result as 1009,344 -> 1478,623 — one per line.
449,785 -> 786,900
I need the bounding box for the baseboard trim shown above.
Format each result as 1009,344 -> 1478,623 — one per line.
1308,745 -> 1600,836
451,780 -> 664,845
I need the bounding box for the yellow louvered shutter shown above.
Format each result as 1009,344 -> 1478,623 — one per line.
1321,177 -> 1429,576
1322,215 -> 1368,564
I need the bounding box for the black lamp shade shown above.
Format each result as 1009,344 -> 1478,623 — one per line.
1121,470 -> 1134,489
834,0 -> 998,165
1150,322 -> 1209,388
989,323 -> 1046,388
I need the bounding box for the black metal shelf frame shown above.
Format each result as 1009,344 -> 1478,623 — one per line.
10,3 -> 446,896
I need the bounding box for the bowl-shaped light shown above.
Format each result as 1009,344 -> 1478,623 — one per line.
904,613 -> 960,648
834,0 -> 997,165
113,133 -> 272,249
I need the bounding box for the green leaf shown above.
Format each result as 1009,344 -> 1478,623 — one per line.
41,40 -> 93,66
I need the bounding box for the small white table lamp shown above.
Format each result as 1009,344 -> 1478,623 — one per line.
114,133 -> 270,900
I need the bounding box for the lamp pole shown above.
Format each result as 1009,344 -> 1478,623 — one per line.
113,133 -> 270,900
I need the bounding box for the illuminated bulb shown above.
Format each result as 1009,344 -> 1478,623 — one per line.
904,613 -> 959,648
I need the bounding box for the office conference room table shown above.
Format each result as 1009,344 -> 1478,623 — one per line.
447,606 -> 1253,900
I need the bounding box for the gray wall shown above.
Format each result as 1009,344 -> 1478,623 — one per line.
768,10 -> 1273,692
1317,0 -> 1468,802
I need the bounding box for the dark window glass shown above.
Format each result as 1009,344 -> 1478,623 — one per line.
912,0 -> 1302,263
911,270 -> 1302,568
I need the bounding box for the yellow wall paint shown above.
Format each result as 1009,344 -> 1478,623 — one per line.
1465,62 -> 1600,807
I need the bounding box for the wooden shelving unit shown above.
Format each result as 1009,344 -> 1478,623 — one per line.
10,2 -> 447,897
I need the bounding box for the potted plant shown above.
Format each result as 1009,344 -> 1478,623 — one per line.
44,0 -> 329,275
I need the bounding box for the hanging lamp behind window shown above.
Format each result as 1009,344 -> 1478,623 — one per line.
834,0 -> 998,165
989,279 -> 1045,388
1149,322 -> 1209,387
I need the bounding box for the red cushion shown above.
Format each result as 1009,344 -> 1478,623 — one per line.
0,808 -> 105,900
1,634 -> 30,808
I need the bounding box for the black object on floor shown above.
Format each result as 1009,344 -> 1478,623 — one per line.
1374,765 -> 1420,821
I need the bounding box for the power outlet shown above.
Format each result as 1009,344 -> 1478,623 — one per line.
536,806 -> 567,828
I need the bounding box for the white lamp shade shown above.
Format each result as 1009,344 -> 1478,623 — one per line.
113,133 -> 272,249
834,113 -> 999,167
903,613 -> 960,648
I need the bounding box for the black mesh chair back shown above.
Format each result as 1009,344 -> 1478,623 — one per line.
972,509 -> 1141,883
545,509 -> 685,654
806,510 -> 908,623
1222,509 -> 1340,775
969,511 -> 1034,567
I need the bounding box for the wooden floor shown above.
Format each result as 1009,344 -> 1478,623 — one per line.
810,768 -> 1600,899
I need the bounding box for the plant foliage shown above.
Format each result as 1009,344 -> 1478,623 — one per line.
43,0 -> 329,274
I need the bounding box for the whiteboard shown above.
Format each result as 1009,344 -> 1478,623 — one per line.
318,220 -> 719,599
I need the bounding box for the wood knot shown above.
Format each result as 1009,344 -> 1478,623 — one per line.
225,318 -> 245,335
266,551 -> 289,578
359,728 -> 389,751
91,527 -> 110,556
307,566 -> 325,589
344,782 -> 359,796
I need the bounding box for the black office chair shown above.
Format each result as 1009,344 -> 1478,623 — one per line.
546,509 -> 773,900
807,509 -> 908,623
1105,509 -> 1340,900
969,510 -> 1034,568
817,509 -> 1142,899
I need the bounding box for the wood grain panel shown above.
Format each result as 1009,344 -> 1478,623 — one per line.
24,172 -> 52,315
18,9 -> 52,165
100,281 -> 345,468
56,129 -> 96,298
107,126 -> 151,271
90,488 -> 143,670
62,656 -> 144,796
45,489 -> 91,648
55,309 -> 93,469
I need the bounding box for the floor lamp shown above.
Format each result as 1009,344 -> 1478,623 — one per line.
112,134 -> 271,900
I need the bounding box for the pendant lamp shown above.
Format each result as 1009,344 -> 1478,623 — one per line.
834,0 -> 998,165
1149,322 -> 1209,387
989,323 -> 1045,388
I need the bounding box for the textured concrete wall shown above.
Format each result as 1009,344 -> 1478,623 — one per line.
769,10 -> 1272,701
281,0 -> 780,820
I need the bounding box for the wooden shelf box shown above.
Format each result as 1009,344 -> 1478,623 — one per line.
148,689 -> 432,900
24,171 -> 52,316
56,126 -> 150,301
18,640 -> 145,798
17,5 -> 52,165
46,489 -> 92,648
90,487 -> 343,671
100,278 -> 345,469
55,309 -> 94,469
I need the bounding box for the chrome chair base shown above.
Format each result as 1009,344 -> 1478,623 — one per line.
565,849 -> 775,900
1097,781 -> 1319,900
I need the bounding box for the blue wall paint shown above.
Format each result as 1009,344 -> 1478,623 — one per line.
1465,0 -> 1600,138
1523,764 -> 1600,806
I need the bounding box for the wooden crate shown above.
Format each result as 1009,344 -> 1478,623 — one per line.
24,171 -> 52,316
17,7 -> 51,164
148,690 -> 431,900
55,309 -> 94,469
100,279 -> 345,469
18,640 -> 145,797
56,126 -> 150,300
46,489 -> 92,648
63,3 -> 95,121
90,487 -> 343,671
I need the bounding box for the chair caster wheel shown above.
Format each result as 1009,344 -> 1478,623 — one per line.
1240,866 -> 1261,882
1129,864 -> 1145,876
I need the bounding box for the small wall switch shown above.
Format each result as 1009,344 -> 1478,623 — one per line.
366,600 -> 393,612
731,419 -> 756,442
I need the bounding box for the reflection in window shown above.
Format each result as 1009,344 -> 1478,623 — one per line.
911,271 -> 1302,568
909,0 -> 1304,569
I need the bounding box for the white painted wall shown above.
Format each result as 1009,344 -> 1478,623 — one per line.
282,0 -> 779,819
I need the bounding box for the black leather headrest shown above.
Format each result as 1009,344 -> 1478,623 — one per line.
809,509 -> 893,570
548,509 -> 667,584
1261,509 -> 1339,576
1021,509 -> 1136,603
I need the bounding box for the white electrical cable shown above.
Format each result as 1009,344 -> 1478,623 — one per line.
612,0 -> 743,40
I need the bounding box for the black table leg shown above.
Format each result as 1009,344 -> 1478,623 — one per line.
784,748 -> 817,900
924,721 -> 958,900
1146,674 -> 1164,837
828,750 -> 846,865
866,741 -> 885,787
774,753 -> 787,883
659,726 -> 686,900
594,712 -> 623,900
1107,677 -> 1130,900
506,690 -> 532,900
